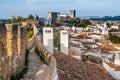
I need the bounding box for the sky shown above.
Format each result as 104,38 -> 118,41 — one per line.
0,0 -> 120,19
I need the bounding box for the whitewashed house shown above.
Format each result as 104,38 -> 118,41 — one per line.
111,25 -> 119,29
43,27 -> 53,54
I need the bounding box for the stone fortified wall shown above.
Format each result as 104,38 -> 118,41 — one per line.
0,23 -> 27,80
0,22 -> 58,80
35,35 -> 58,80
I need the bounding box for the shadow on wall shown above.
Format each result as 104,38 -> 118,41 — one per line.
0,23 -> 27,80
60,43 -> 68,54
44,39 -> 53,54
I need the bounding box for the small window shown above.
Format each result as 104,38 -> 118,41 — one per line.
62,32 -> 67,34
47,30 -> 49,33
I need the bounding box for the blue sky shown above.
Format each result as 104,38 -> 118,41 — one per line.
0,0 -> 120,19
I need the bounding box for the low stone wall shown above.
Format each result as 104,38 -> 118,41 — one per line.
27,36 -> 35,50
35,35 -> 58,80
27,23 -> 39,50
25,22 -> 58,80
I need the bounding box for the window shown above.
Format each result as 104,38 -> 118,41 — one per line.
62,32 -> 67,34
45,30 -> 51,33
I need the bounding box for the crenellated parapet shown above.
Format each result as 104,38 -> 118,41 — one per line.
0,22 -> 58,80
35,35 -> 58,80
0,23 -> 27,80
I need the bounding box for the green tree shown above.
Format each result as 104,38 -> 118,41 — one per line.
12,16 -> 24,23
54,32 -> 60,50
28,14 -> 34,20
109,34 -> 120,43
118,25 -> 120,31
26,23 -> 34,39
82,19 -> 91,27
107,22 -> 111,28
36,14 -> 39,20
12,18 -> 17,23
72,18 -> 91,28
45,23 -> 51,27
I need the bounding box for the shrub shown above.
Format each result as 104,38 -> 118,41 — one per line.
26,23 -> 34,39
109,34 -> 120,43
54,32 -> 60,50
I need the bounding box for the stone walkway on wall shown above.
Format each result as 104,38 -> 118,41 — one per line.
21,47 -> 43,80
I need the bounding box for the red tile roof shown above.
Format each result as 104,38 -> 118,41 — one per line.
69,49 -> 82,56
53,49 -> 115,80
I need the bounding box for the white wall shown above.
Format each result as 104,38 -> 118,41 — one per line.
76,28 -> 83,33
85,52 -> 101,57
114,53 -> 120,65
80,38 -> 95,42
70,46 -> 80,52
43,27 -> 53,54
103,62 -> 120,80
72,55 -> 81,60
89,35 -> 102,40
60,30 -> 68,54
97,24 -> 103,30
111,26 -> 118,29
70,40 -> 79,44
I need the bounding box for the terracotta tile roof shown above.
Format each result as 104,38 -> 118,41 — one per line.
99,40 -> 120,52
105,62 -> 120,70
90,24 -> 96,26
53,49 -> 115,80
67,29 -> 73,33
81,42 -> 98,45
70,43 -> 81,48
89,33 -> 102,35
67,29 -> 79,34
71,33 -> 89,39
69,49 -> 82,56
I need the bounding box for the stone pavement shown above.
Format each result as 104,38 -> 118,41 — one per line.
21,47 -> 43,80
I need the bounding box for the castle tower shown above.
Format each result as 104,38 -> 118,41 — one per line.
70,10 -> 76,18
60,30 -> 68,54
114,53 -> 120,65
43,27 -> 53,54
6,24 -> 18,76
47,12 -> 58,24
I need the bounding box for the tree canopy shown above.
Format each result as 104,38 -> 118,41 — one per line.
106,22 -> 111,28
109,34 -> 120,43
36,15 -> 39,20
72,18 -> 91,27
28,14 -> 34,20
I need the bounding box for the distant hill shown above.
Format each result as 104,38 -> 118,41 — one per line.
90,16 -> 120,21
0,19 -> 11,23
